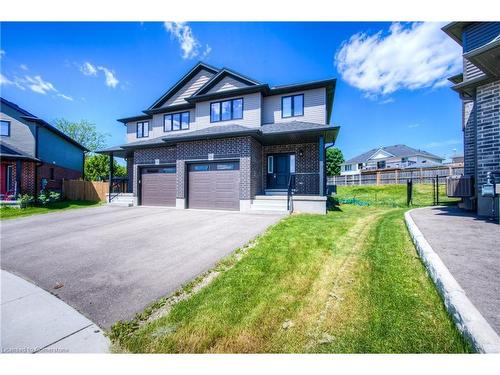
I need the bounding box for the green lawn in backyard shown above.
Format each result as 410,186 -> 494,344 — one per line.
0,200 -> 101,220
111,204 -> 470,353
335,183 -> 459,207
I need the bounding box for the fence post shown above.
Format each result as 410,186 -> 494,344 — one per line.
436,175 -> 439,205
395,169 -> 399,184
419,168 -> 423,184
376,171 -> 380,186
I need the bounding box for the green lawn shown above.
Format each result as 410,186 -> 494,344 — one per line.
110,205 -> 470,353
0,200 -> 101,220
335,184 -> 459,208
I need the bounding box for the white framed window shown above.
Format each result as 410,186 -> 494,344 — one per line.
290,154 -> 296,173
344,164 -> 352,172
267,155 -> 273,174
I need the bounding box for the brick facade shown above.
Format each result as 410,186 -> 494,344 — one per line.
1,160 -> 37,196
129,137 -> 321,202
37,163 -> 81,192
262,142 -> 319,195
463,99 -> 476,177
475,81 -> 500,187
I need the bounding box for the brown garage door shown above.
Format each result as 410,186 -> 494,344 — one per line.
188,161 -> 240,211
141,166 -> 176,206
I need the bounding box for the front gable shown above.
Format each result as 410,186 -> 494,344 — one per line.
161,68 -> 215,108
369,148 -> 394,160
192,68 -> 261,97
148,62 -> 219,110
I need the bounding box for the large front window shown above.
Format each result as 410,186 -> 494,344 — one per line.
136,121 -> 149,138
0,120 -> 10,136
164,111 -> 189,131
210,98 -> 244,123
282,94 -> 304,118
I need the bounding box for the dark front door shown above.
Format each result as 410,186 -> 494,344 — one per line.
268,154 -> 290,189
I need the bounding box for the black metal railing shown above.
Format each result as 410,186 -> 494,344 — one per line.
108,178 -> 128,202
287,174 -> 296,212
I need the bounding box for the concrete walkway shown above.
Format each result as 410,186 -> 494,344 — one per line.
409,206 -> 500,335
1,270 -> 109,353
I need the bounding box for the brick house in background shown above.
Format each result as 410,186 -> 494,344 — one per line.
99,62 -> 339,214
0,98 -> 87,198
443,22 -> 500,217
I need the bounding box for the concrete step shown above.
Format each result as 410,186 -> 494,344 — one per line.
251,201 -> 288,208
264,189 -> 288,196
251,196 -> 289,212
108,202 -> 133,207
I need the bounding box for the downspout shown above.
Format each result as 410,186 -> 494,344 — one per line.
325,141 -> 335,195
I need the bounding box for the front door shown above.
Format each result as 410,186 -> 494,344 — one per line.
268,154 -> 290,189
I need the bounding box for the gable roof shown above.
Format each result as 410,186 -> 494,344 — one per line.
119,62 -> 336,125
148,62 -> 219,110
0,143 -> 40,161
191,67 -> 261,97
0,97 -> 88,151
345,144 -> 443,164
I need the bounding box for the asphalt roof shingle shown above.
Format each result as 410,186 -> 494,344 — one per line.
345,144 -> 443,164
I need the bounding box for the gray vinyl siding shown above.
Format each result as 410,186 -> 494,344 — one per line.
206,76 -> 250,93
161,69 -> 215,108
463,22 -> 500,53
0,107 -> 36,157
464,58 -> 485,81
194,92 -> 262,129
262,87 -> 327,125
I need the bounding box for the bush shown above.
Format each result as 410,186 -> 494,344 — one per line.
19,194 -> 34,208
38,190 -> 61,206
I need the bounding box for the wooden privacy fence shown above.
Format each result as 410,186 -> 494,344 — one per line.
328,166 -> 465,186
62,180 -> 108,202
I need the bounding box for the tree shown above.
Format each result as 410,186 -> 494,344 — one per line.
54,119 -> 109,152
326,147 -> 344,176
84,154 -> 127,181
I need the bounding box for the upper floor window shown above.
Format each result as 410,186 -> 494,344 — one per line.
164,112 -> 189,131
210,98 -> 243,123
377,161 -> 386,169
0,120 -> 10,136
136,121 -> 149,138
344,164 -> 352,172
282,94 -> 304,118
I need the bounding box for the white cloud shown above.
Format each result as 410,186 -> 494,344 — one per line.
408,123 -> 421,128
335,22 -> 462,97
97,66 -> 119,88
80,61 -> 98,76
426,139 -> 462,148
0,73 -> 13,86
20,64 -> 29,71
164,22 -> 210,60
24,75 -> 57,94
0,49 -> 5,58
57,93 -> 74,101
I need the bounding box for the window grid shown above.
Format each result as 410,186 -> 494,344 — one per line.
164,111 -> 190,132
210,98 -> 244,123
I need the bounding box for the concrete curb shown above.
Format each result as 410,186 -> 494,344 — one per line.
404,209 -> 500,353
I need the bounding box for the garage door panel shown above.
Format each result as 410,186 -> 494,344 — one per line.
188,162 -> 240,211
141,167 -> 176,207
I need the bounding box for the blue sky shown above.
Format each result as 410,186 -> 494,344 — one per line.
0,22 -> 464,160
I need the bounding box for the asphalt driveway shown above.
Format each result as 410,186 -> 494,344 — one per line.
1,206 -> 284,329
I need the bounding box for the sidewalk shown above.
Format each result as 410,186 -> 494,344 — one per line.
1,270 -> 109,353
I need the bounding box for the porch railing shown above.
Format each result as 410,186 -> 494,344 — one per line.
108,178 -> 129,202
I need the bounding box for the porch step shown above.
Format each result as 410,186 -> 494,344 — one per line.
107,193 -> 134,206
250,196 -> 289,212
264,189 -> 287,196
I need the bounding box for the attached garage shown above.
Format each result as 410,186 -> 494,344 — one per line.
188,161 -> 240,211
140,166 -> 176,206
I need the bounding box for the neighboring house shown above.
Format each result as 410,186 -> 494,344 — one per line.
0,98 -> 87,198
98,62 -> 339,213
340,145 -> 444,176
443,22 -> 500,216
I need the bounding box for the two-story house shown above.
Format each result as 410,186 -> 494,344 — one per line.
0,98 -> 87,199
340,145 -> 444,176
442,22 -> 500,217
99,62 -> 339,213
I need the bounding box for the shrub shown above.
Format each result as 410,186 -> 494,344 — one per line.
38,190 -> 61,205
19,194 -> 34,208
